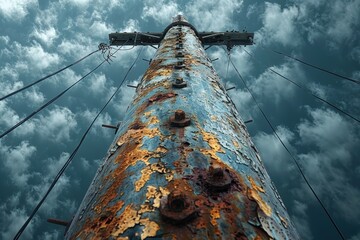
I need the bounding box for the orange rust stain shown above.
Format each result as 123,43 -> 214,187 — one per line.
148,115 -> 159,125
139,219 -> 160,239
135,161 -> 174,192
142,63 -> 173,82
91,117 -> 164,216
144,111 -> 152,117
104,204 -> 159,239
278,214 -> 288,229
149,92 -> 176,103
233,139 -> 240,149
133,81 -> 171,105
247,188 -> 272,217
145,186 -> 169,209
210,205 -> 222,236
197,126 -> 226,165
135,167 -> 153,191
248,176 -> 265,193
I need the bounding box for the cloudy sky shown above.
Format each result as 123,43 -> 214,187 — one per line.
0,0 -> 359,239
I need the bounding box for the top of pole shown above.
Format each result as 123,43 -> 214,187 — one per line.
109,16 -> 254,49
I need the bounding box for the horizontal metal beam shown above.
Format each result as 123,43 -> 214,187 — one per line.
109,31 -> 254,47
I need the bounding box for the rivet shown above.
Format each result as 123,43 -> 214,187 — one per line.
170,110 -> 191,127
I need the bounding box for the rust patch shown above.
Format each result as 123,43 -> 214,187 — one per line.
142,62 -> 174,82
248,176 -> 265,193
247,188 -> 272,217
149,92 -> 177,103
133,81 -> 171,105
110,205 -> 160,239
146,186 -> 170,208
135,161 -> 174,191
210,205 -> 221,230
197,126 -> 226,164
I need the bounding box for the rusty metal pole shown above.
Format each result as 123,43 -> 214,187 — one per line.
65,17 -> 299,239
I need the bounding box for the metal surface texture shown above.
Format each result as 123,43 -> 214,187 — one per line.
65,17 -> 299,239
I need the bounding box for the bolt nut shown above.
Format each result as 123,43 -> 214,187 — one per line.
206,165 -> 232,192
173,77 -> 187,89
176,52 -> 184,58
174,61 -> 185,69
170,110 -> 190,127
168,189 -> 189,211
160,190 -> 198,224
176,77 -> 184,84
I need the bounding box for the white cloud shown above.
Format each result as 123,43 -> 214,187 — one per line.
112,80 -> 138,118
350,47 -> 360,64
210,47 -> 252,79
23,89 -> 45,105
186,0 -> 243,31
254,126 -> 296,177
142,0 -> 181,25
259,3 -> 301,46
0,101 -> 36,136
88,73 -> 108,95
24,43 -> 61,70
295,108 -> 360,222
25,152 -> 73,215
89,21 -> 115,38
297,108 -> 357,164
251,61 -> 304,105
120,19 -> 140,32
31,27 -> 58,47
0,0 -> 37,21
80,108 -> 113,137
34,106 -> 77,142
326,0 -> 360,44
0,207 -> 36,239
0,35 -> 10,45
0,141 -> 36,186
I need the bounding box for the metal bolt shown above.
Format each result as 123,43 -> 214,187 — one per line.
160,190 -> 198,224
168,189 -> 189,212
173,77 -> 187,89
176,77 -> 183,84
206,165 -> 232,192
174,61 -> 185,69
170,109 -> 190,127
175,110 -> 186,121
176,52 -> 184,58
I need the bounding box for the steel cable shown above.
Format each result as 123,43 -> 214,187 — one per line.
242,48 -> 359,124
257,45 -> 360,85
228,54 -> 346,240
0,43 -> 128,139
0,48 -> 101,101
13,46 -> 143,240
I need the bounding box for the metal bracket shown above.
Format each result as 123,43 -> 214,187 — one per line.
101,122 -> 121,134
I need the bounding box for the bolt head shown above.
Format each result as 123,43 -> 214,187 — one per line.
175,77 -> 183,84
160,190 -> 198,224
170,110 -> 191,127
168,190 -> 189,212
175,110 -> 185,121
206,166 -> 232,192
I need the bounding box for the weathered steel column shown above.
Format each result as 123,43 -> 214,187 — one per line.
65,17 -> 299,239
